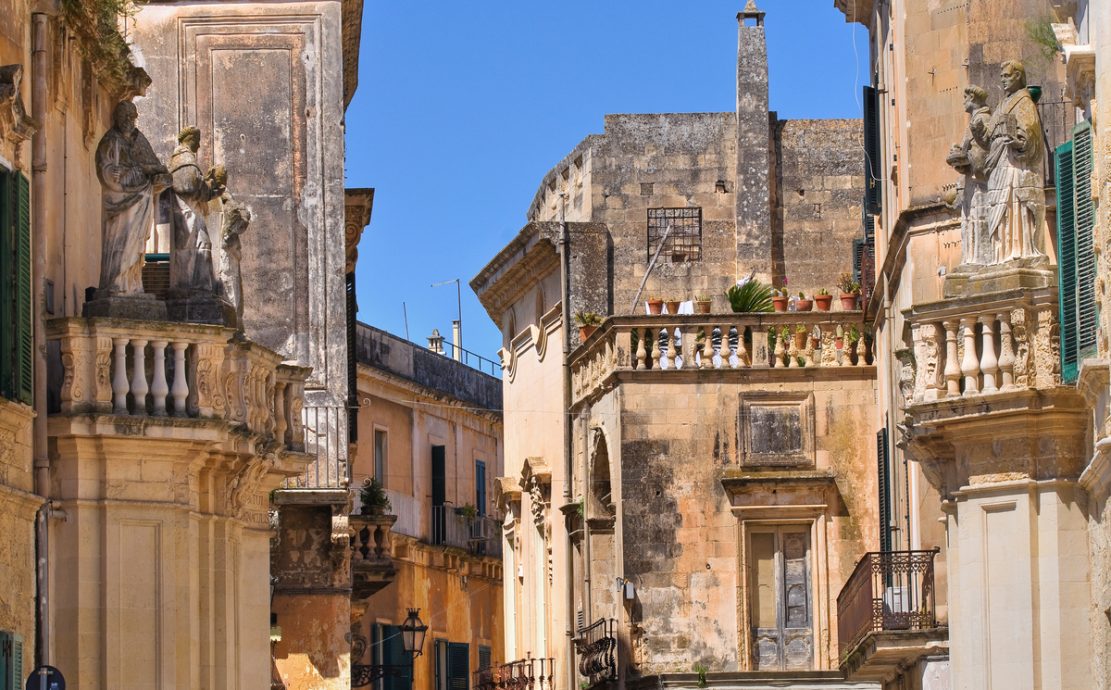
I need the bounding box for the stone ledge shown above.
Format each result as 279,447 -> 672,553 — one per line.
839,628 -> 949,683
273,487 -> 350,507
628,670 -> 876,690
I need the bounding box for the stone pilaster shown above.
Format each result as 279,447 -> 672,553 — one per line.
735,1 -> 772,282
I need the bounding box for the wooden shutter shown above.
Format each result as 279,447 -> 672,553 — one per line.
447,642 -> 469,690
347,271 -> 358,444
1073,121 -> 1097,364
0,171 -> 32,406
383,625 -> 412,690
478,645 -> 491,672
877,428 -> 892,553
1057,140 -> 1078,382
14,172 -> 30,405
863,85 -> 882,215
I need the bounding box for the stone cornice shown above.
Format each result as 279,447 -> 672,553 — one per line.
341,0 -> 364,108
344,187 -> 374,274
866,203 -> 953,325
470,222 -> 562,326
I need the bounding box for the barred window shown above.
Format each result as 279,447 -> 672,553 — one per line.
647,207 -> 702,262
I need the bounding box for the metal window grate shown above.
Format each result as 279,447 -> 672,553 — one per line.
647,207 -> 702,262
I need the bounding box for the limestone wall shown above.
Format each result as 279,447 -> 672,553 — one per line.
0,401 -> 37,676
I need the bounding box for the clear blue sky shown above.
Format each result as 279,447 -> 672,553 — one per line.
345,1 -> 867,363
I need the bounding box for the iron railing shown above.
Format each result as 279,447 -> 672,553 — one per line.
836,549 -> 939,662
473,657 -> 554,690
430,505 -> 503,557
573,618 -> 617,685
441,339 -> 502,378
1038,98 -> 1078,185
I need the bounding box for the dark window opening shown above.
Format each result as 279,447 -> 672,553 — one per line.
647,207 -> 702,263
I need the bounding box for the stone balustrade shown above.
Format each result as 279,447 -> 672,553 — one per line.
570,313 -> 870,404
906,292 -> 1059,405
47,317 -> 309,450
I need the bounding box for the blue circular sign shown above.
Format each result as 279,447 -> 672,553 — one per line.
25,665 -> 65,690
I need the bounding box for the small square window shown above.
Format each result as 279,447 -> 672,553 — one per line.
647,207 -> 702,262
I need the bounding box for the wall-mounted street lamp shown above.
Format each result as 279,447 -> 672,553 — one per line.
351,608 -> 428,687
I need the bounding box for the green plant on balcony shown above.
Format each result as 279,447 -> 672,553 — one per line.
62,0 -> 140,87
358,477 -> 391,516
725,279 -> 774,313
693,662 -> 708,688
457,503 -> 478,519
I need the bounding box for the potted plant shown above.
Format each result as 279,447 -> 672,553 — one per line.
646,296 -> 663,315
834,328 -> 845,350
814,288 -> 832,312
793,324 -> 808,350
358,477 -> 391,516
456,503 -> 478,519
795,291 -> 813,312
771,287 -> 788,312
665,297 -> 682,315
838,273 -> 861,310
575,311 -> 603,340
694,294 -> 712,314
845,325 -> 861,362
725,280 -> 774,313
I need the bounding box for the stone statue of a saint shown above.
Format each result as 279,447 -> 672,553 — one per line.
983,60 -> 1046,264
213,166 -> 252,328
167,126 -> 225,294
94,101 -> 170,294
946,85 -> 993,267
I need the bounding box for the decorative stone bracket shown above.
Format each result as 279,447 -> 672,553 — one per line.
0,64 -> 39,151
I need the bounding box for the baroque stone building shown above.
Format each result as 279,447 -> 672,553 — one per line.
472,5 -> 881,689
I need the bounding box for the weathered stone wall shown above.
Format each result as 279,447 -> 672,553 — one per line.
603,372 -> 878,673
0,401 -> 37,675
776,119 -> 865,294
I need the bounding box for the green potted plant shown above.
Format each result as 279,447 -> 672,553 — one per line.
793,324 -> 808,350
838,272 -> 861,310
845,325 -> 861,362
665,297 -> 682,315
694,294 -> 712,314
574,311 -> 603,341
725,280 -> 774,313
358,477 -> 391,516
456,503 -> 478,519
772,287 -> 788,312
814,288 -> 832,311
795,291 -> 813,312
646,296 -> 663,315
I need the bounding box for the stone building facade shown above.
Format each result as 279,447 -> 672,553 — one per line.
472,5 -> 881,689
351,323 -> 504,690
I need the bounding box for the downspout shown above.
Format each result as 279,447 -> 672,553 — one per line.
559,195 -> 576,689
30,10 -> 51,668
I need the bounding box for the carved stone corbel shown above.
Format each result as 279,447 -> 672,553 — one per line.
0,65 -> 40,154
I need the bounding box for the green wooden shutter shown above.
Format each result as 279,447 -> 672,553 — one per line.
1057,140 -> 1078,382
383,625 -> 412,690
0,171 -> 32,406
1073,121 -> 1097,365
14,172 -> 31,405
0,171 -> 13,403
863,85 -> 882,215
877,428 -> 892,553
447,642 -> 469,690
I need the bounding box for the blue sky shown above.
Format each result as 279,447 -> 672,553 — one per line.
345,1 -> 867,363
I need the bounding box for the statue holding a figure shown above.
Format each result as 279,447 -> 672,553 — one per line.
946,85 -> 993,267
212,165 -> 252,330
167,125 -> 225,294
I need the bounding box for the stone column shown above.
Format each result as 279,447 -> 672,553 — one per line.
735,2 -> 772,281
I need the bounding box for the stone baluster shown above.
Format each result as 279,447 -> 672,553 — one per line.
171,341 -> 189,416
978,314 -> 999,393
960,317 -> 980,395
787,333 -> 800,367
634,329 -> 647,370
112,337 -> 130,413
997,312 -> 1015,390
773,332 -> 785,368
700,327 -> 715,369
943,321 -> 961,397
130,338 -> 149,415
150,340 -> 169,415
856,334 -> 867,366
735,327 -> 749,368
668,327 -> 680,369
274,381 -> 288,447
680,326 -> 697,370
614,329 -> 633,370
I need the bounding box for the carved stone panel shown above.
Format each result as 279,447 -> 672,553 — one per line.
739,393 -> 815,467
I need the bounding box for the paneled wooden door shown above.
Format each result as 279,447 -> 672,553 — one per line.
749,526 -> 813,671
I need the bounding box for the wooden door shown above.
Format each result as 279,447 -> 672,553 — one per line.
749,526 -> 813,671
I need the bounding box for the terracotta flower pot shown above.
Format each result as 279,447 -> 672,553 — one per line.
814,294 -> 833,311
579,325 -> 598,341
793,331 -> 807,350
695,300 -> 712,315
772,297 -> 788,312
840,293 -> 859,310
665,300 -> 681,315
796,299 -> 813,312
834,336 -> 844,350
647,300 -> 663,315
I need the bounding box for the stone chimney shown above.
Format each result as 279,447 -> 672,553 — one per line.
735,0 -> 772,281
427,328 -> 444,355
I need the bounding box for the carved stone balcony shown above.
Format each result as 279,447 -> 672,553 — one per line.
474,657 -> 555,690
48,316 -> 309,455
350,512 -> 397,601
570,312 -> 871,405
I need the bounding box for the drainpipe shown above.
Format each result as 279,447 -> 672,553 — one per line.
559,195 -> 576,689
30,10 -> 51,668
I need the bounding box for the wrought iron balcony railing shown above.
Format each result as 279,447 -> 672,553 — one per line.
836,549 -> 939,662
569,313 -> 870,405
473,656 -> 554,690
572,618 -> 617,685
431,505 -> 503,557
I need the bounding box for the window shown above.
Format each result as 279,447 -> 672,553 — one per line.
478,645 -> 491,672
647,207 -> 702,262
475,460 -> 487,517
749,527 -> 812,671
0,170 -> 32,405
381,624 -> 412,690
374,429 -> 388,488
434,640 -> 470,690
863,84 -> 882,215
877,428 -> 892,553
1057,120 -> 1097,383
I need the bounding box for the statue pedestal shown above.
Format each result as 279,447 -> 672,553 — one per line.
82,292 -> 168,321
944,261 -> 1054,298
166,293 -> 236,326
